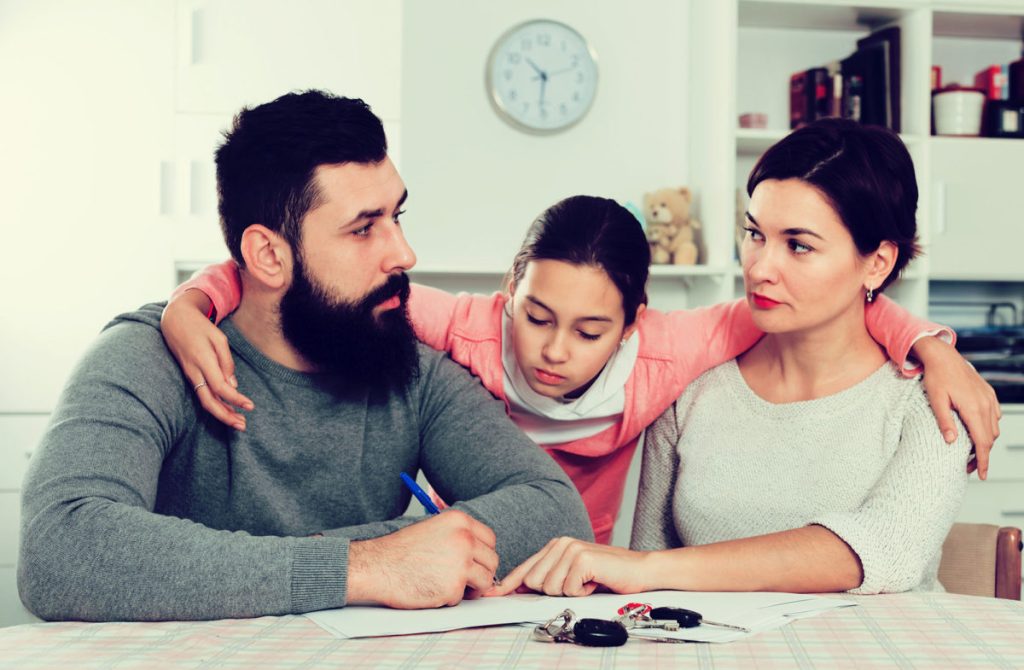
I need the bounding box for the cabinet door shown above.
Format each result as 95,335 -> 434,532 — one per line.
176,0 -> 401,119
0,1 -> 177,413
929,139 -> 1024,280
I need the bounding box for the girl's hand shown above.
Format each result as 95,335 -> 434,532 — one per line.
161,289 -> 254,430
484,537 -> 650,597
913,336 -> 1001,479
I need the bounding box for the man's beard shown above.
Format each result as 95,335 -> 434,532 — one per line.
279,257 -> 418,396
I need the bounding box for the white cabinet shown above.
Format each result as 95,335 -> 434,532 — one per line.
175,0 -> 402,119
929,138 -> 1024,280
167,0 -> 405,263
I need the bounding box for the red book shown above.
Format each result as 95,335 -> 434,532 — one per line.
974,65 -> 1007,100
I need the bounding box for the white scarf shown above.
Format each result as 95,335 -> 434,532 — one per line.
501,310 -> 638,445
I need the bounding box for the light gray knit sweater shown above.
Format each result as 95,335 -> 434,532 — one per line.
631,359 -> 971,594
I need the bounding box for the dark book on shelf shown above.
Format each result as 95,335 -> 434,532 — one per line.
849,26 -> 900,131
1009,59 -> 1024,102
789,67 -> 829,128
841,38 -> 892,129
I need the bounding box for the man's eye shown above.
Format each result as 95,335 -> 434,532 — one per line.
353,222 -> 374,237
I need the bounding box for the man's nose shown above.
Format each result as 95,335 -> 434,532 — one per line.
382,221 -> 416,273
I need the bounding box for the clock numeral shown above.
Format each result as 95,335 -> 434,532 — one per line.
508,89 -> 517,101
560,104 -> 568,116
521,102 -> 529,113
504,69 -> 513,81
571,54 -> 579,67
561,40 -> 567,52
537,33 -> 551,47
507,53 -> 521,65
572,91 -> 581,102
539,107 -> 548,119
576,72 -> 584,84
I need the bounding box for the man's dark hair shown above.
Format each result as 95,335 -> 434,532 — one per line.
215,90 -> 387,264
747,118 -> 920,292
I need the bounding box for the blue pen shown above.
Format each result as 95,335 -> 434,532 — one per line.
401,472 -> 441,515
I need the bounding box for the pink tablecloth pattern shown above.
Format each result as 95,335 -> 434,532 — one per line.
0,592 -> 1021,669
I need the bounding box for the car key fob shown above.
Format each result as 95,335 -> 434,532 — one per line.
649,606 -> 703,628
572,618 -> 628,647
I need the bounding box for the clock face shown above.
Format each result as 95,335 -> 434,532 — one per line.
486,20 -> 598,133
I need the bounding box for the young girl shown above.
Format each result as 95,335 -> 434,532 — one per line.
488,119 -> 976,597
162,195 -> 997,544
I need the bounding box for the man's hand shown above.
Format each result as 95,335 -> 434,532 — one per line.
484,537 -> 650,598
912,336 -> 1001,479
347,510 -> 498,609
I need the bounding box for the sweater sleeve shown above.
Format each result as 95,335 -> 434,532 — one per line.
413,350 -> 594,574
809,390 -> 971,594
18,306 -> 349,621
865,295 -> 955,377
629,398 -> 685,551
169,260 -> 242,325
407,283 -> 460,351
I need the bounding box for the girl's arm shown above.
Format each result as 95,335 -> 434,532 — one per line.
656,296 -> 998,478
161,261 -> 251,429
866,295 -> 1000,479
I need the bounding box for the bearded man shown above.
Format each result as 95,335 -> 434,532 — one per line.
18,90 -> 591,622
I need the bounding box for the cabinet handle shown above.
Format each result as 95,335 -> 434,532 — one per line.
159,161 -> 174,216
1002,511 -> 1024,517
1006,444 -> 1024,451
933,180 -> 946,235
189,161 -> 203,216
190,9 -> 204,65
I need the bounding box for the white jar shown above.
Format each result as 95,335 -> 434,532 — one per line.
933,89 -> 986,136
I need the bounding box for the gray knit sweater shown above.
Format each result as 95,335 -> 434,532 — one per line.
19,303 -> 592,621
631,360 -> 971,594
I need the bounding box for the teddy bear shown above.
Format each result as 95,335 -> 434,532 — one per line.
643,186 -> 701,265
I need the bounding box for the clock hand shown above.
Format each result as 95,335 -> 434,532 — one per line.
525,57 -> 548,80
547,65 -> 576,77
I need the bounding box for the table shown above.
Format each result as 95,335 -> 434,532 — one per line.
0,592 -> 1021,669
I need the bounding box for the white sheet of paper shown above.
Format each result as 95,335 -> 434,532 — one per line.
305,590 -> 856,642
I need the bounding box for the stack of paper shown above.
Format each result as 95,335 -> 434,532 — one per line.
306,590 -> 856,644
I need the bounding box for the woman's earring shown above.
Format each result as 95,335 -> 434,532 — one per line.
865,287 -> 875,303
620,337 -> 628,347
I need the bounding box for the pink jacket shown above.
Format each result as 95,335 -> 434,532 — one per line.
175,261 -> 945,544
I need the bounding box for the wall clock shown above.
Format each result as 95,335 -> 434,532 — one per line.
485,19 -> 599,134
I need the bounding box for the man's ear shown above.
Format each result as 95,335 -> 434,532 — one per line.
239,224 -> 291,290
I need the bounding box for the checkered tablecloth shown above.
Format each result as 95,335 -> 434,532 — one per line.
0,592 -> 1021,669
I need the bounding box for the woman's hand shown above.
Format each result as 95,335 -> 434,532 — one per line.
484,537 -> 651,597
161,289 -> 254,430
913,336 -> 1000,479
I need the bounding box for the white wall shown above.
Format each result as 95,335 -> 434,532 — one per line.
400,0 -> 690,273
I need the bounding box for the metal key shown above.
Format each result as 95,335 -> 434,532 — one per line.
649,606 -> 751,633
614,602 -> 680,632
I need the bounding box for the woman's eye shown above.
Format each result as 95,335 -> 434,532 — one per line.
578,331 -> 601,342
353,222 -> 374,237
789,239 -> 812,254
393,209 -> 406,224
744,226 -> 763,241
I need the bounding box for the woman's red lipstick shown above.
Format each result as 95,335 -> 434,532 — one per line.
751,293 -> 782,309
